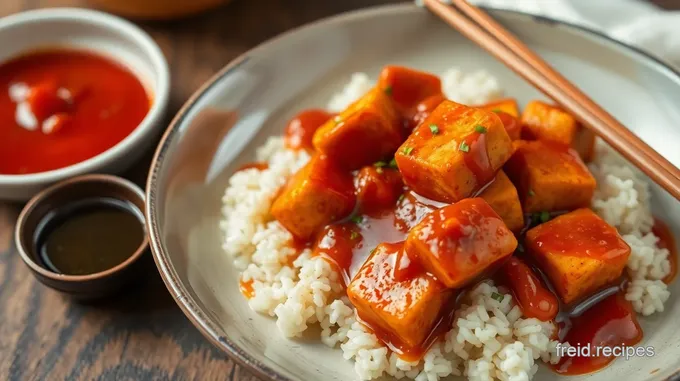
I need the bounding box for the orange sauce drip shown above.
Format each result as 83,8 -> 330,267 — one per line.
462,132 -> 496,189
495,110 -> 521,140
498,256 -> 558,321
408,93 -> 446,131
283,109 -> 333,151
652,217 -> 677,284
237,162 -> 269,172
553,292 -> 642,375
528,209 -> 630,260
239,279 -> 255,299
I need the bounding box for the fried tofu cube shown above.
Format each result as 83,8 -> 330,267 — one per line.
481,98 -> 520,117
354,165 -> 404,215
480,171 -> 524,232
313,88 -> 402,170
495,111 -> 522,141
521,100 -> 595,161
395,100 -> 514,203
525,208 -> 631,304
404,198 -> 518,288
271,155 -> 355,240
504,140 -> 596,213
347,242 -> 453,349
378,65 -> 442,113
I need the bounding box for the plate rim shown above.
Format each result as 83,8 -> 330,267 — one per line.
145,3 -> 680,381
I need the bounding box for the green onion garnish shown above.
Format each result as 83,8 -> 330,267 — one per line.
459,141 -> 470,153
491,292 -> 504,302
389,158 -> 398,168
475,125 -> 488,134
403,147 -> 414,155
540,211 -> 550,223
350,231 -> 359,240
429,124 -> 440,135
384,85 -> 393,96
351,215 -> 363,224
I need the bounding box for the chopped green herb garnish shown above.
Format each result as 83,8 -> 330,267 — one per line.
540,211 -> 550,223
351,215 -> 363,224
491,292 -> 504,302
388,158 -> 398,168
528,189 -> 535,197
374,161 -> 387,167
398,194 -> 405,202
333,116 -> 342,124
350,231 -> 359,240
376,167 -> 384,174
384,85 -> 393,96
492,108 -> 502,113
459,141 -> 470,153
429,124 -> 440,135
403,146 -> 414,155
475,125 -> 488,134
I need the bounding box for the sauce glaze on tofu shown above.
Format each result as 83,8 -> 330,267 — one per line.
526,208 -> 631,305
405,198 -> 517,288
396,100 -> 513,203
256,66 -> 676,373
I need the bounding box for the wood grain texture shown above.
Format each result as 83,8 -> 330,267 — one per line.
0,0 -> 673,380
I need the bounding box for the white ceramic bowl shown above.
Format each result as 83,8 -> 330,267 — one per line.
147,4 -> 680,381
0,8 -> 170,201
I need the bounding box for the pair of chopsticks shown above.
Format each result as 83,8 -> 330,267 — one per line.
423,0 -> 680,201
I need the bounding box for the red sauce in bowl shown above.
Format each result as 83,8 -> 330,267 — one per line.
0,48 -> 151,175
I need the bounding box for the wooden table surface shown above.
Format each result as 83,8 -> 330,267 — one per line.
0,0 -> 675,380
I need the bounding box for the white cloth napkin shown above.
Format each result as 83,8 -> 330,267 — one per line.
468,0 -> 680,69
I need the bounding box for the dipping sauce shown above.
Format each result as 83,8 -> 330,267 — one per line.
34,197 -> 145,275
0,48 -> 151,175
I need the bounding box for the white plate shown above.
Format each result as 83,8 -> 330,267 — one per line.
146,4 -> 680,381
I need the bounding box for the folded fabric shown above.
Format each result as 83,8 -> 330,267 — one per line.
417,0 -> 680,69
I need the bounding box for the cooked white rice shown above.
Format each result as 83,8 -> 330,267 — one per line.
220,68 -> 672,380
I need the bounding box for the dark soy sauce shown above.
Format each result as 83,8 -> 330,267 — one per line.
33,197 -> 145,275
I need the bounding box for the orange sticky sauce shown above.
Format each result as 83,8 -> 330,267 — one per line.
239,279 -> 255,299
0,48 -> 150,174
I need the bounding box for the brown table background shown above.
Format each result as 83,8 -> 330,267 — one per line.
0,0 -> 676,380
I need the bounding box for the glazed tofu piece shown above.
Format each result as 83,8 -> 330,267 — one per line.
520,100 -> 595,161
480,171 -> 524,232
495,111 -> 522,141
313,88 -> 402,170
525,208 -> 631,304
347,242 -> 453,349
504,140 -> 596,213
377,65 -> 442,113
481,98 -> 520,117
395,100 -> 514,203
354,165 -> 404,215
404,198 -> 518,288
271,155 -> 355,240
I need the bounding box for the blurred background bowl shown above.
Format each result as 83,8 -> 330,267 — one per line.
90,0 -> 232,20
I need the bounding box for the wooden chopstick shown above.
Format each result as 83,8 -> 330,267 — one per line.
446,0 -> 680,183
422,0 -> 680,200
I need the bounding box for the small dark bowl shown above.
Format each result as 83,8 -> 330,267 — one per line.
15,174 -> 149,300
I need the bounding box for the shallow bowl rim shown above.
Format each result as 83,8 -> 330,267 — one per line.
144,4 -> 680,381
